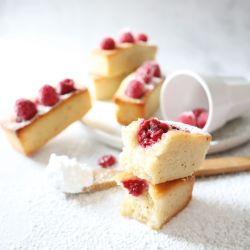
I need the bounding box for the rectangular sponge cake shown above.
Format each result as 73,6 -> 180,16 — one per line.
120,119 -> 211,184
115,172 -> 195,230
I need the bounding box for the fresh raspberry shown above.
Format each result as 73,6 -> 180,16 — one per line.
58,79 -> 76,95
125,80 -> 146,99
176,111 -> 196,126
192,108 -> 207,119
100,37 -> 116,50
15,99 -> 37,121
98,155 -> 116,168
122,178 -> 148,196
151,62 -> 161,77
137,118 -> 169,147
119,32 -> 135,43
136,64 -> 153,84
197,111 -> 208,128
38,84 -> 59,106
136,33 -> 148,42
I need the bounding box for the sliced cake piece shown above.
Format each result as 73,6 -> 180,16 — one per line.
120,118 -> 211,184
89,31 -> 157,77
1,79 -> 92,155
115,172 -> 195,230
113,61 -> 164,125
89,72 -> 128,100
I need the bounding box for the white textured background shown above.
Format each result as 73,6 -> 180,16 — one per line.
0,1 -> 250,249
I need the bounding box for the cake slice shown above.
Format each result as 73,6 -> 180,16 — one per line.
113,61 -> 164,125
89,72 -> 128,100
1,80 -> 92,155
115,172 -> 195,230
90,43 -> 157,77
120,118 -> 211,184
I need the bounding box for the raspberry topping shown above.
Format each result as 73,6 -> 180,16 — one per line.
136,64 -> 153,84
119,32 -> 135,43
197,111 -> 208,128
125,80 -> 146,99
58,79 -> 76,95
122,178 -> 148,196
100,37 -> 116,50
136,33 -> 148,42
137,118 -> 169,147
15,99 -> 38,122
98,155 -> 116,168
38,85 -> 59,106
150,62 -> 161,77
176,111 -> 196,126
192,108 -> 207,119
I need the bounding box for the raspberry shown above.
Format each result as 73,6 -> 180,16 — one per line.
176,111 -> 196,126
122,178 -> 148,196
119,32 -> 135,43
151,62 -> 161,77
98,155 -> 116,168
136,33 -> 148,42
192,108 -> 207,119
137,118 -> 169,147
125,80 -> 145,99
15,99 -> 37,121
197,111 -> 208,128
136,64 -> 153,84
58,79 -> 76,95
38,84 -> 59,106
100,37 -> 116,50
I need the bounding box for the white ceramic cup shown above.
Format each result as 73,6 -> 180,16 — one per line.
160,70 -> 250,133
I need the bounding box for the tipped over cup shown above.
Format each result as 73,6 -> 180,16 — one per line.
160,70 -> 250,133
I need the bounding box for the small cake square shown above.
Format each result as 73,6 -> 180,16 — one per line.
113,61 -> 164,125
115,172 -> 195,230
120,118 -> 211,184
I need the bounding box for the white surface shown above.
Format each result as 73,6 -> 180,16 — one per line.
46,154 -> 94,194
0,0 -> 250,249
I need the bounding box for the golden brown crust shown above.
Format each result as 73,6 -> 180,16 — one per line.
152,176 -> 195,199
82,180 -> 117,193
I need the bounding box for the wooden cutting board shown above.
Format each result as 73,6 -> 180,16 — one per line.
195,156 -> 250,177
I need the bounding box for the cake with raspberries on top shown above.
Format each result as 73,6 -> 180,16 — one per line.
89,31 -> 157,100
113,61 -> 164,125
120,118 -> 211,184
1,79 -> 91,155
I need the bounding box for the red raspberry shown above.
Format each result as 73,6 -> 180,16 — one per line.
136,64 -> 153,84
15,99 -> 37,121
176,111 -> 196,126
100,37 -> 116,50
58,79 -> 76,95
38,84 -> 59,106
151,62 -> 161,77
119,32 -> 135,43
197,111 -> 208,128
137,118 -> 169,147
122,178 -> 148,196
136,33 -> 148,42
125,80 -> 146,99
98,154 -> 116,168
192,108 -> 207,119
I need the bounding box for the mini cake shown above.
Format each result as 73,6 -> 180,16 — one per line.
115,172 -> 195,230
120,118 -> 211,184
89,31 -> 157,100
90,32 -> 157,77
1,79 -> 92,155
113,61 -> 164,125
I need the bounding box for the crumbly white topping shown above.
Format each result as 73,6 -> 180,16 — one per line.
46,154 -> 94,194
